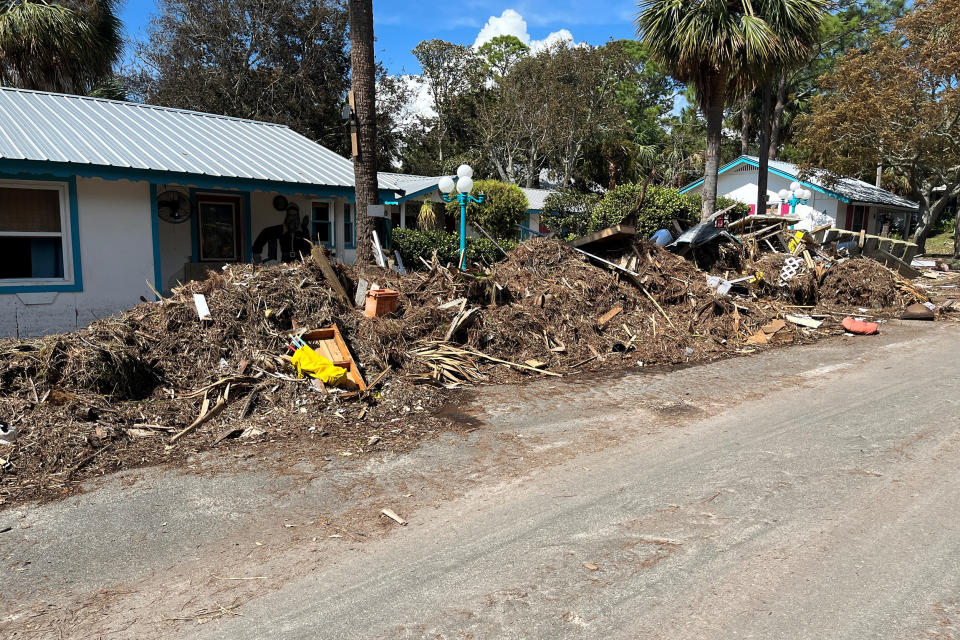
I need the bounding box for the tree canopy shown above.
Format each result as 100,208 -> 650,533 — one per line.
794,0 -> 960,252
0,0 -> 122,95
130,0 -> 351,153
636,0 -> 825,220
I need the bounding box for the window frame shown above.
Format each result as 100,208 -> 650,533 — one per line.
0,178 -> 79,292
196,197 -> 241,262
343,202 -> 356,249
311,200 -> 335,249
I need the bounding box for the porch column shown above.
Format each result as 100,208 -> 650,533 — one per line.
400,201 -> 407,229
903,210 -> 912,238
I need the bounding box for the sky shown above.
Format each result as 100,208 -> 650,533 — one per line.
118,0 -> 640,75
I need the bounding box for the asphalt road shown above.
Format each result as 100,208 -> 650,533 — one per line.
3,321 -> 959,639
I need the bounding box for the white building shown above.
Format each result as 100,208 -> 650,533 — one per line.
680,155 -> 918,233
377,171 -> 553,238
0,88 -> 399,338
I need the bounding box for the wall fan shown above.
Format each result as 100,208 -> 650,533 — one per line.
157,190 -> 192,224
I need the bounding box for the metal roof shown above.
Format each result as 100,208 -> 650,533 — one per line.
520,187 -> 553,211
0,87 -> 398,190
379,172 -> 453,199
755,157 -> 918,210
379,171 -> 556,210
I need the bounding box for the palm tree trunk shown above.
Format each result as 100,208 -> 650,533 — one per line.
740,94 -> 751,157
349,0 -> 379,267
767,70 -> 788,160
701,88 -> 725,221
756,81 -> 773,216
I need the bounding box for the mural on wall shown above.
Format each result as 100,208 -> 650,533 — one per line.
252,204 -> 311,263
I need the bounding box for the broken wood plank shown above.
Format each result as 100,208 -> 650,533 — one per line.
568,224 -> 636,249
642,287 -> 675,329
310,244 -> 352,306
597,306 -> 623,327
380,508 -> 407,526
867,248 -> 922,279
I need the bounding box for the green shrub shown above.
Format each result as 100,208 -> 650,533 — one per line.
589,184 -> 699,238
715,195 -> 751,221
541,188 -> 602,239
393,227 -> 519,269
445,179 -> 529,239
467,237 -> 518,265
393,228 -> 459,266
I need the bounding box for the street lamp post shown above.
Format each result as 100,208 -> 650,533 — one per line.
778,182 -> 812,215
439,164 -> 485,269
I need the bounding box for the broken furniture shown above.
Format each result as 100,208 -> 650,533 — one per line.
296,325 -> 367,390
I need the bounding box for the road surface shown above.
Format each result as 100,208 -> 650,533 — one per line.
2,321 -> 959,639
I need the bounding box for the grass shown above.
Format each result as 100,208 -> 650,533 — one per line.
925,228 -> 955,256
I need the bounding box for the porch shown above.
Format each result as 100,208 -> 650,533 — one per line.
155,185 -> 359,294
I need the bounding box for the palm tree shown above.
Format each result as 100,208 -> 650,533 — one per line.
0,0 -> 122,95
348,0 -> 379,266
636,0 -> 824,220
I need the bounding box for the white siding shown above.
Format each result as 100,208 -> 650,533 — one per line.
0,177 -> 154,337
687,168 -> 843,224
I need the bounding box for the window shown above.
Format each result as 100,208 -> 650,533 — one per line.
312,202 -> 334,248
197,196 -> 243,262
0,182 -> 72,285
343,203 -> 355,249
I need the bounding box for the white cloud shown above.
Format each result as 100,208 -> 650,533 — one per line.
472,9 -> 579,54
530,29 -> 575,52
473,9 -> 530,49
392,75 -> 436,126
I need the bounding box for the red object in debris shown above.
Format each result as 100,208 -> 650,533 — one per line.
842,317 -> 879,335
364,289 -> 399,317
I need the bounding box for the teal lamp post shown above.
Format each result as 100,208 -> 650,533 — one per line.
778,182 -> 812,215
439,164 -> 485,269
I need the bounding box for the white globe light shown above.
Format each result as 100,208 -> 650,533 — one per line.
790,181 -> 801,192
438,176 -> 455,194
800,188 -> 812,200
778,189 -> 790,201
456,176 -> 474,194
456,164 -> 474,179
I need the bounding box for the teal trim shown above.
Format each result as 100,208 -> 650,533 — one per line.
242,191 -> 252,262
343,189 -> 395,204
190,188 -> 252,263
149,183 -> 162,297
678,156 -> 851,203
0,158 -> 364,199
0,173 -> 82,294
310,201 -> 335,249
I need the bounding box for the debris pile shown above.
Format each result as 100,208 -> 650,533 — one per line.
819,259 -> 899,308
0,214 -> 951,507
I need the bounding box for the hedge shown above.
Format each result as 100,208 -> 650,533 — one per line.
393,228 -> 518,269
444,179 -> 529,239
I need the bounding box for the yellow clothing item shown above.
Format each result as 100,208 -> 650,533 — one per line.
290,344 -> 348,387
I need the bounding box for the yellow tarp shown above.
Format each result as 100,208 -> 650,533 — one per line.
290,344 -> 348,387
